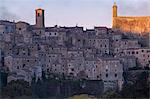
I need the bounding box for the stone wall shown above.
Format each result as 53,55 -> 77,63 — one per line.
113,16 -> 150,34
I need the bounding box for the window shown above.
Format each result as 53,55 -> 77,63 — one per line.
19,28 -> 21,30
96,65 -> 97,68
132,51 -> 135,54
147,50 -> 150,53
128,51 -> 130,55
97,76 -> 99,78
39,31 -> 41,35
37,13 -> 40,17
115,73 -> 117,77
23,64 -> 25,68
100,74 -> 101,77
71,68 -> 74,71
106,73 -> 108,77
17,66 -> 19,69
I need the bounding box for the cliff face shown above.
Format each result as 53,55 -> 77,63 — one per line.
113,16 -> 150,34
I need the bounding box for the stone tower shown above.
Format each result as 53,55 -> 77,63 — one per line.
35,8 -> 45,28
112,2 -> 117,18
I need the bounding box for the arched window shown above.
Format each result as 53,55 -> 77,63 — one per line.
37,13 -> 40,17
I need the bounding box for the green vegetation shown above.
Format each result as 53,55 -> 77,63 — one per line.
69,94 -> 95,99
101,90 -> 121,98
101,71 -> 149,98
1,71 -> 149,98
0,71 -> 7,88
120,71 -> 149,98
1,80 -> 32,98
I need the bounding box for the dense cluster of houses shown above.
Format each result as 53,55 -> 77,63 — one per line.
0,8 -> 149,91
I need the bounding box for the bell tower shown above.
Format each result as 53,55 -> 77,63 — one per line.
112,2 -> 117,18
35,8 -> 45,28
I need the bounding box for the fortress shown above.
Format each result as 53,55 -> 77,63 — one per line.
112,2 -> 150,34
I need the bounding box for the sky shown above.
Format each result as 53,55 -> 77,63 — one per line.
0,0 -> 150,29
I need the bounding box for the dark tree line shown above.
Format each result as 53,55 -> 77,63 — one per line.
1,72 -> 103,98
101,71 -> 150,98
1,71 -> 149,98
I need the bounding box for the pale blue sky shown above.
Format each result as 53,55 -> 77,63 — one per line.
0,0 -> 150,28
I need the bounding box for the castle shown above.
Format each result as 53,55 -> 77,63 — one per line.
0,3 -> 150,92
112,2 -> 150,34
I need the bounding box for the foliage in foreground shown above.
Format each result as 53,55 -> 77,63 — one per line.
69,94 -> 95,99
1,80 -> 32,98
101,71 -> 149,98
1,71 -> 149,98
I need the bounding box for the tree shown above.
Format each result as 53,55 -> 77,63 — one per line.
1,80 -> 32,98
69,94 -> 95,99
0,71 -> 8,88
121,71 -> 149,98
101,90 -> 121,98
134,71 -> 149,98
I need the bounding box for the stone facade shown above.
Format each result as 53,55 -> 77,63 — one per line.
112,3 -> 150,34
123,48 -> 150,68
0,5 -> 149,92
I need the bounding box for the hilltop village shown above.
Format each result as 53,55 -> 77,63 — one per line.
0,3 -> 150,92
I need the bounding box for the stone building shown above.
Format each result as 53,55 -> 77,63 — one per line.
112,2 -> 150,34
84,58 -> 98,80
119,56 -> 137,71
113,39 -> 141,55
123,48 -> 150,68
0,20 -> 15,34
97,57 -> 124,91
0,5 -> 149,92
